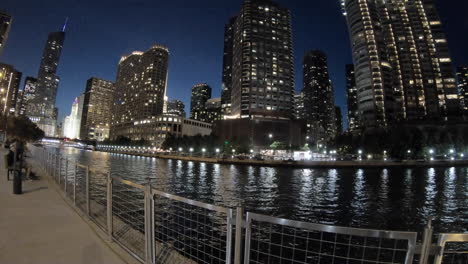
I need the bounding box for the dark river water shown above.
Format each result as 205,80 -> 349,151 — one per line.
55,147 -> 467,234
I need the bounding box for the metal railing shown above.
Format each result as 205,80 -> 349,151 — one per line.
28,145 -> 468,264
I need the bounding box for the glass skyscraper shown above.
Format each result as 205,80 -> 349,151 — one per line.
0,10 -> 12,57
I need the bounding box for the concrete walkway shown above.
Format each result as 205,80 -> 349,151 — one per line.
0,149 -> 127,264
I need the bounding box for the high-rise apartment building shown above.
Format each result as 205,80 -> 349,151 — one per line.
190,83 -> 211,121
26,27 -> 66,136
166,99 -> 186,118
457,66 -> 468,114
80,78 -> 115,141
302,50 -> 336,142
62,94 -> 84,139
16,77 -> 37,116
341,0 -> 459,127
345,64 -> 359,131
111,45 -> 169,142
293,92 -> 305,120
205,98 -> 222,124
221,17 -> 236,119
0,11 -> 12,57
230,0 -> 294,119
0,63 -> 21,116
335,106 -> 343,136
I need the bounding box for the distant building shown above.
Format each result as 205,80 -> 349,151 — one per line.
0,63 -> 21,116
166,99 -> 186,117
293,92 -> 305,120
302,50 -> 336,143
457,66 -> 468,114
335,106 -> 343,136
205,98 -> 222,124
80,77 -> 115,141
62,95 -> 85,139
190,83 -> 211,121
16,76 -> 37,116
0,11 -> 12,57
111,44 -> 169,143
342,0 -> 459,127
150,115 -> 212,147
345,64 -> 359,131
230,0 -> 294,119
26,27 -> 66,136
221,16 -> 236,119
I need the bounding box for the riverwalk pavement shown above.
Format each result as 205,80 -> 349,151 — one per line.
0,149 -> 127,264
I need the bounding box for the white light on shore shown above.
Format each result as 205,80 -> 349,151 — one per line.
216,148 -> 220,153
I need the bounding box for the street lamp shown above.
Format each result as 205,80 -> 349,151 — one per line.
189,148 -> 194,153
407,150 -> 411,154
232,149 -> 236,153
429,149 -> 434,154
449,149 -> 455,154
202,148 -> 206,153
269,133 -> 273,139
178,147 -> 183,152
250,149 -> 254,153
215,148 -> 220,153
358,150 -> 363,155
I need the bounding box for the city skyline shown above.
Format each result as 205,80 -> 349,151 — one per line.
1,0 -> 468,127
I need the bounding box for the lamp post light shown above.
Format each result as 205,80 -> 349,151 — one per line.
449,149 -> 455,154
358,149 -> 363,161
269,133 -> 273,139
178,147 -> 183,152
215,148 -> 220,153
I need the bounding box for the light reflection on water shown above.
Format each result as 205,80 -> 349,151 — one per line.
56,147 -> 467,233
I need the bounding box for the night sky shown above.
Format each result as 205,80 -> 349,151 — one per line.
1,0 -> 468,125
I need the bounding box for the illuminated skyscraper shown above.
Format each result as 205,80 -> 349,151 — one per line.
341,0 -> 459,127
205,98 -> 222,124
0,63 -> 21,116
62,94 -> 84,139
0,10 -> 12,57
230,0 -> 294,119
457,66 -> 468,114
166,99 -> 186,118
293,92 -> 305,120
26,24 -> 66,136
221,17 -> 236,119
302,50 -> 336,142
345,64 -> 359,131
190,83 -> 211,121
16,76 -> 37,115
111,44 -> 169,142
80,78 -> 115,141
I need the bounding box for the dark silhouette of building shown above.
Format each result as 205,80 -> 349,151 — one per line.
457,66 -> 468,115
345,64 -> 359,132
166,99 -> 186,118
302,50 -> 336,143
80,77 -> 115,141
190,83 -> 211,121
111,45 -> 169,142
0,63 -> 21,116
342,0 -> 459,128
335,106 -> 343,136
221,17 -> 236,119
0,10 -> 12,57
230,0 -> 294,119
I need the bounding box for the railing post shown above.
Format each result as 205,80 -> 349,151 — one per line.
106,171 -> 113,241
58,157 -> 62,185
73,164 -> 77,204
144,184 -> 155,264
86,165 -> 90,217
225,209 -> 234,264
64,159 -> 68,193
420,218 -> 434,264
234,207 -> 243,264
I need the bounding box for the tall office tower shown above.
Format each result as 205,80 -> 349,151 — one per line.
0,11 -> 12,57
341,0 -> 459,128
302,50 -> 336,142
230,0 -> 294,119
166,99 -> 186,117
293,92 -> 305,120
221,17 -> 236,119
16,77 -> 37,115
26,25 -> 66,136
345,64 -> 359,131
457,66 -> 468,114
205,98 -> 222,123
62,94 -> 84,139
335,106 -> 343,136
111,45 -> 169,141
190,83 -> 211,121
80,78 -> 115,141
0,63 -> 21,115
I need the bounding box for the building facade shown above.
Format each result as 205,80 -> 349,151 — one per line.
0,11 -> 12,57
293,92 -> 305,120
302,50 -> 336,142
205,97 -> 222,124
230,0 -> 294,119
80,77 -> 115,141
26,29 -> 66,136
221,17 -> 236,119
190,83 -> 211,121
111,44 -> 169,142
62,94 -> 84,139
166,99 -> 186,117
341,0 -> 459,128
457,66 -> 468,114
335,106 -> 343,136
16,77 -> 37,116
0,63 -> 21,116
345,64 -> 359,131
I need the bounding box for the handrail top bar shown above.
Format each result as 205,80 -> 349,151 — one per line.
112,176 -> 146,191
246,212 -> 418,241
438,233 -> 468,244
151,188 -> 230,214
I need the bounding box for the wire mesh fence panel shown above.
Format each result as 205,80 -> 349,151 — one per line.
245,213 -> 417,264
65,161 -> 75,197
89,168 -> 108,231
439,240 -> 468,264
152,190 -> 233,264
112,179 -> 146,261
75,164 -> 88,214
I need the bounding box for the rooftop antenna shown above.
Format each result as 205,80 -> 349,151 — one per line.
62,17 -> 69,32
